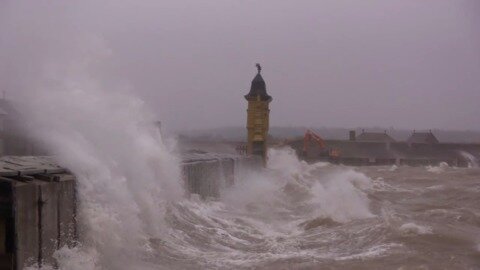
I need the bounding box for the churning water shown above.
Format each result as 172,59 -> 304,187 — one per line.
28,144 -> 480,270
20,88 -> 480,270
153,150 -> 480,270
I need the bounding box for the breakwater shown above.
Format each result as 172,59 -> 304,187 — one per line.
181,152 -> 261,199
0,154 -> 259,269
0,156 -> 76,270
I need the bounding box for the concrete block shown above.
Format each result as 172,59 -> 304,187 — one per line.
182,155 -> 262,199
0,178 -> 14,270
13,181 -> 39,270
182,160 -> 221,199
57,174 -> 76,248
37,180 -> 59,267
220,158 -> 234,188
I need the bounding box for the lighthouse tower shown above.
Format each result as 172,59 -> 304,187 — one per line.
244,64 -> 272,164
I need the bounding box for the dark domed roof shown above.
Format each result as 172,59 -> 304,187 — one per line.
244,64 -> 272,102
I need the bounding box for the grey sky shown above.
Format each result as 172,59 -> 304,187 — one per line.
1,0 -> 479,132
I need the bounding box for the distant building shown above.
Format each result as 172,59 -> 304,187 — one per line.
356,130 -> 396,143
245,64 -> 272,164
287,129 -> 480,167
407,131 -> 439,144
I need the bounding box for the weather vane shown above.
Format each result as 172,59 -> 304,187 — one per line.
256,63 -> 261,73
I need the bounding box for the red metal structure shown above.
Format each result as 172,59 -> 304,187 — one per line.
303,129 -> 340,158
303,129 -> 325,152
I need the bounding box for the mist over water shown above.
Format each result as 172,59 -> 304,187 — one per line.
10,61 -> 479,269
9,35 -> 480,269
20,86 -> 183,269
15,75 -> 376,269
20,94 -> 480,269
1,1 -> 479,269
22,90 -> 378,269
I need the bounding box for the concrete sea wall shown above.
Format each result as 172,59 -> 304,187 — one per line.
181,153 -> 261,199
0,154 -> 260,269
0,157 -> 76,270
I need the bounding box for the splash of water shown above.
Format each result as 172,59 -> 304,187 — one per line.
19,57 -> 183,269
19,82 -> 375,269
426,161 -> 449,173
20,123 -> 376,270
19,71 -> 374,269
459,151 -> 479,168
267,148 -> 373,223
152,147 -> 376,268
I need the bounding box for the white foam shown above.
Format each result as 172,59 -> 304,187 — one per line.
425,185 -> 445,190
389,165 -> 398,171
269,148 -> 374,223
399,223 -> 432,236
18,83 -> 374,269
336,243 -> 402,260
18,54 -> 183,268
426,162 -> 449,173
459,151 -> 479,168
307,170 -> 374,222
378,165 -> 398,172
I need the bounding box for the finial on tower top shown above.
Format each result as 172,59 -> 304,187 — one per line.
256,63 -> 261,74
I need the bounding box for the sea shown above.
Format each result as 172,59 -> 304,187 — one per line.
27,146 -> 480,270
21,89 -> 480,270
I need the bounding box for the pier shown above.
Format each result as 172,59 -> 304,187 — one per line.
0,154 -> 258,269
0,156 -> 76,270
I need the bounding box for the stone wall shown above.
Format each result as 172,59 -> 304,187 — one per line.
0,157 -> 76,270
0,154 -> 260,269
181,154 -> 261,199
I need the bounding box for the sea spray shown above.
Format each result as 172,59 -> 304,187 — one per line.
220,148 -> 374,231
18,53 -> 183,269
426,162 -> 449,173
158,147 -> 377,268
20,101 -> 377,270
267,148 -> 373,222
18,76 -> 376,268
459,151 -> 479,168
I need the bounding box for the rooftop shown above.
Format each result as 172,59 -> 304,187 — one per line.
356,131 -> 396,143
244,64 -> 272,102
407,131 -> 439,144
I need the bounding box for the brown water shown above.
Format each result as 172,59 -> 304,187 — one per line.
36,149 -> 480,270
153,151 -> 480,270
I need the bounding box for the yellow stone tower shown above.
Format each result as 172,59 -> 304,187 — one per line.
245,64 -> 272,164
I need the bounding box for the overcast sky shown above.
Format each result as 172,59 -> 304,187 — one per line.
1,0 -> 479,132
